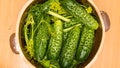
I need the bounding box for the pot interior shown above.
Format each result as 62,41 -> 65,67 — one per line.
18,0 -> 103,68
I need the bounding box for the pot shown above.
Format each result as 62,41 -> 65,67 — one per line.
10,0 -> 110,68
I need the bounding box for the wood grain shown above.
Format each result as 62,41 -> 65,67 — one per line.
0,0 -> 120,68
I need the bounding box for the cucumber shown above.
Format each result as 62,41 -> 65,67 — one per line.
60,0 -> 99,30
60,26 -> 81,68
47,20 -> 63,60
34,23 -> 49,60
76,26 -> 95,63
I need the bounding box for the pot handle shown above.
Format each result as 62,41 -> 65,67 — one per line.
100,11 -> 110,32
9,33 -> 19,54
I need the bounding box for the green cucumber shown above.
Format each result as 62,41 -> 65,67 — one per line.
47,20 -> 63,60
60,26 -> 81,68
60,0 -> 99,30
34,23 -> 49,60
76,26 -> 95,63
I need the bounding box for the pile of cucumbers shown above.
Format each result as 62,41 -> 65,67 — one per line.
23,0 -> 99,68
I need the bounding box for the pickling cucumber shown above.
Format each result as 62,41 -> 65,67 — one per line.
47,20 -> 63,60
34,23 -> 49,60
76,26 -> 95,63
60,0 -> 99,30
60,26 -> 81,68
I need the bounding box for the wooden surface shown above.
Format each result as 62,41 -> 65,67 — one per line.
0,0 -> 120,68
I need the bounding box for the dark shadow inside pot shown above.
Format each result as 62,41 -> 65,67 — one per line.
18,0 -> 103,68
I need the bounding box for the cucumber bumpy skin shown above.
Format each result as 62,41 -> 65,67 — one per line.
34,23 -> 49,60
47,20 -> 63,60
60,26 -> 81,68
76,26 -> 95,63
60,0 -> 99,30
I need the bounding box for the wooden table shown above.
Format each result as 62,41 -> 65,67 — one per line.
0,0 -> 120,68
